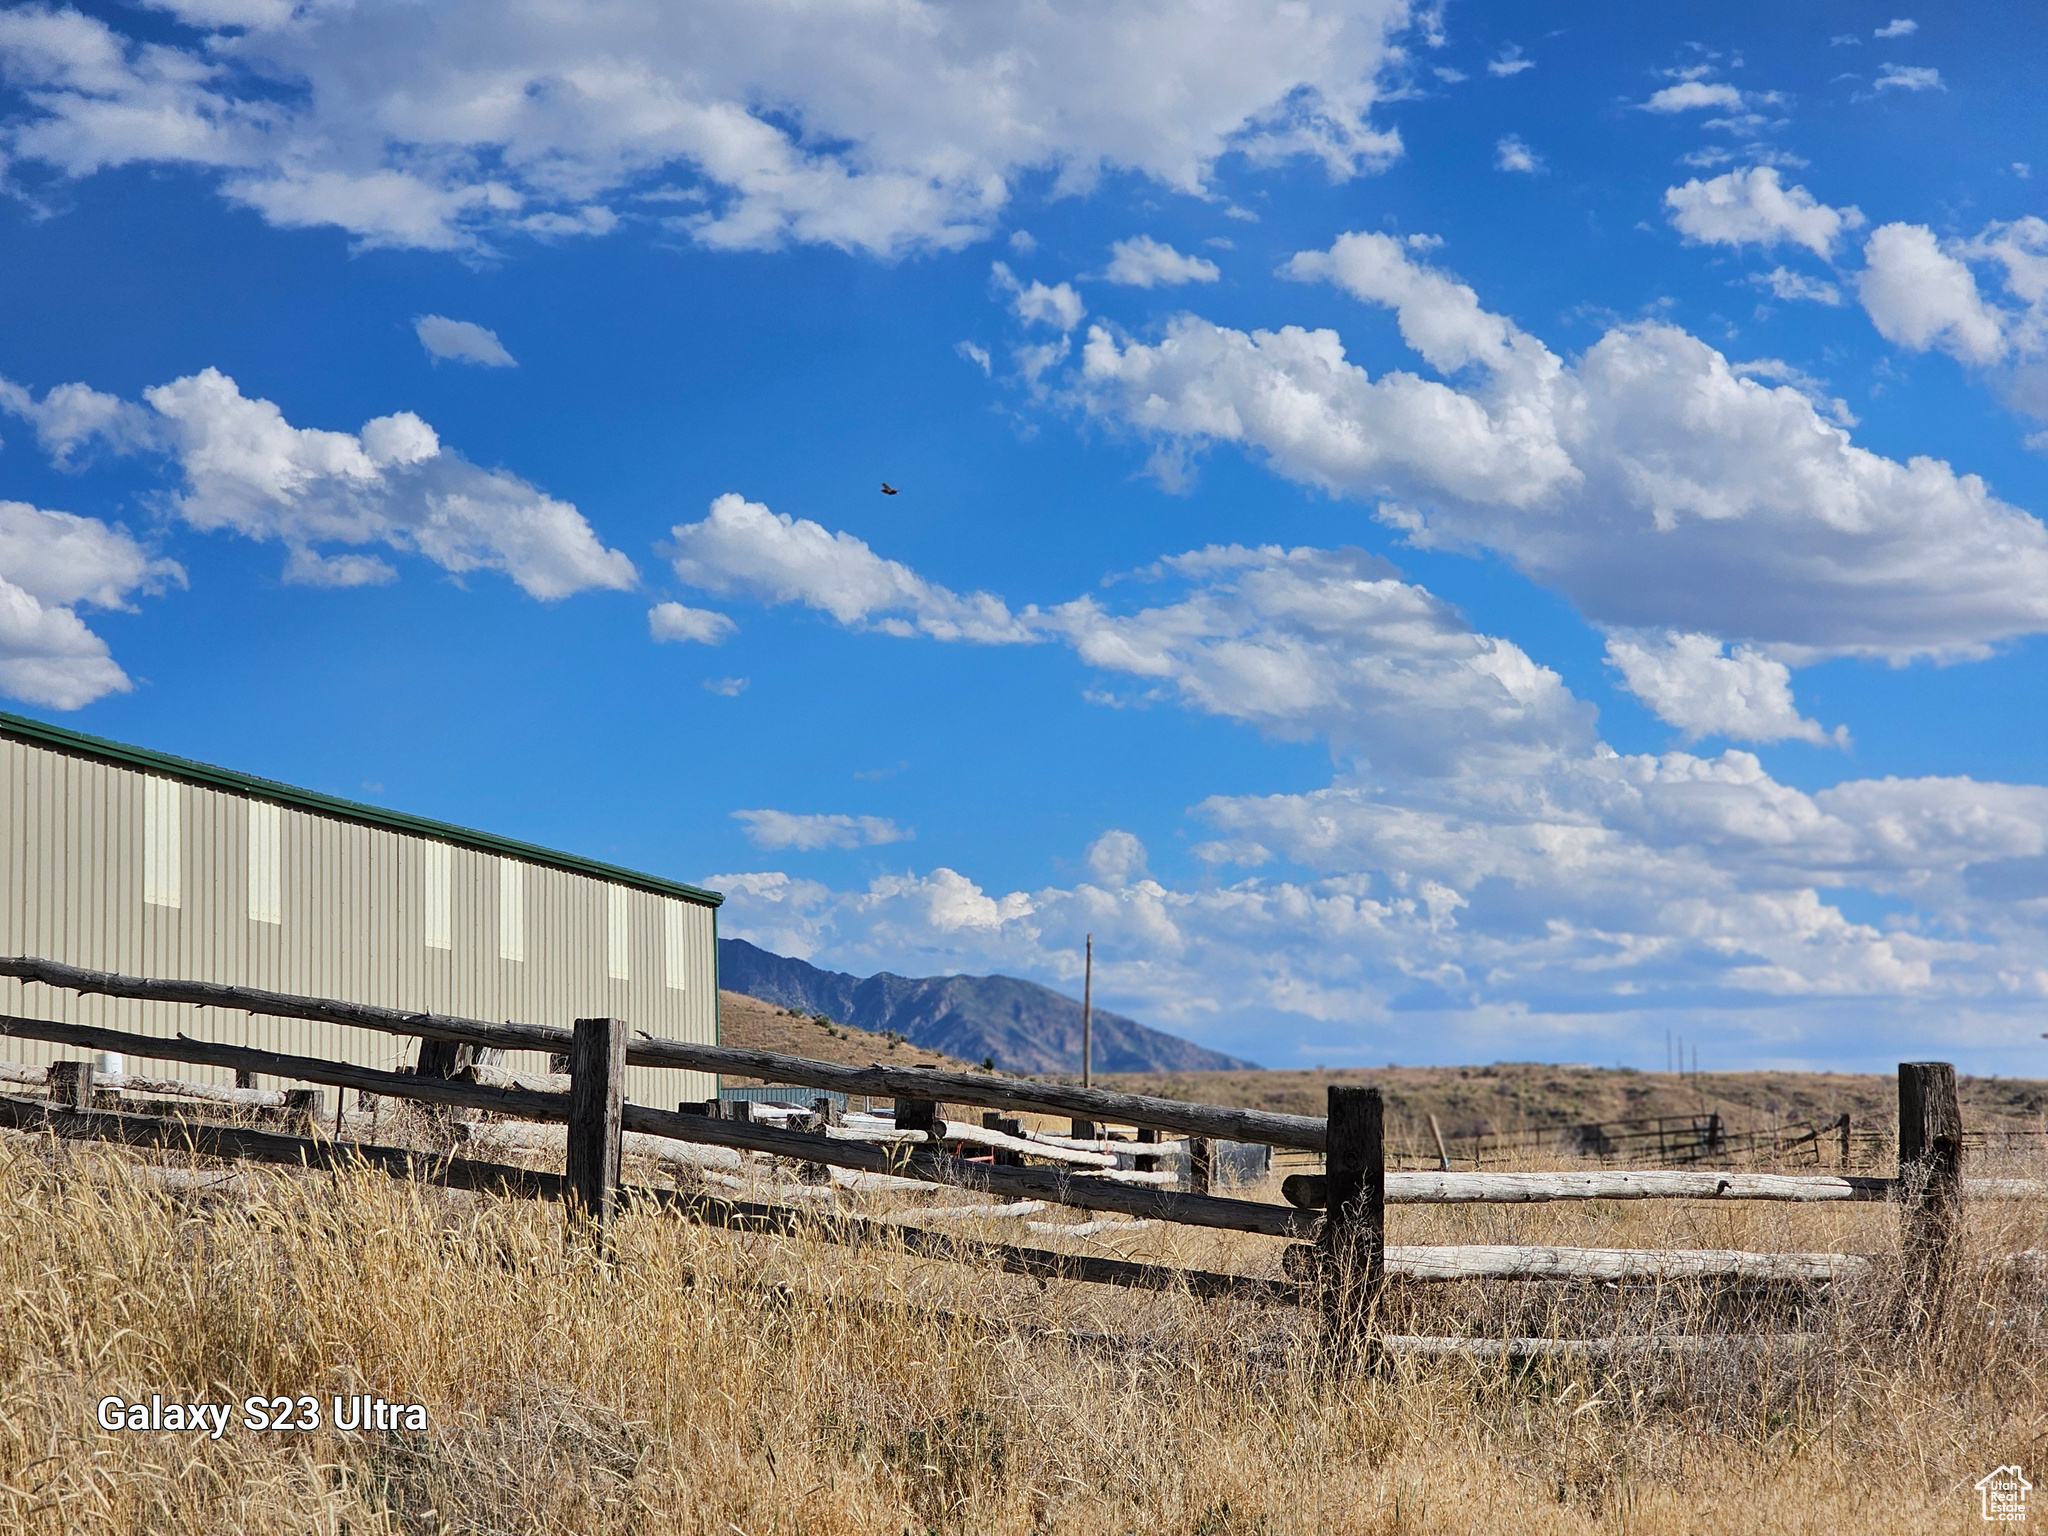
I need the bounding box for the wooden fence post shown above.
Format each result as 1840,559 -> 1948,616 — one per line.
565,1018 -> 626,1230
1319,1085 -> 1385,1362
894,1063 -> 943,1137
895,1095 -> 937,1136
417,1041 -> 502,1084
48,1060 -> 92,1110
1135,1126 -> 1160,1174
283,1089 -> 324,1136
1899,1061 -> 1962,1323
415,1038 -> 467,1080
1187,1136 -> 1213,1195
414,1038 -> 475,1125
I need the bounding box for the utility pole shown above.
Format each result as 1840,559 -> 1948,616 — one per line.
1082,933 -> 1093,1089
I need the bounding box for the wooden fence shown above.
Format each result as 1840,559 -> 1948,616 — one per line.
1394,1109 -> 1885,1172
0,954 -> 2020,1355
1393,1109 -> 2043,1175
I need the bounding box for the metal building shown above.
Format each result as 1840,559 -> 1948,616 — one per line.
0,712 -> 721,1106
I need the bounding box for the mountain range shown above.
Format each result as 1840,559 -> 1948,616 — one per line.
717,938 -> 1258,1076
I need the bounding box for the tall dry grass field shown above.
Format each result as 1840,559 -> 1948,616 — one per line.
0,1132 -> 2039,1533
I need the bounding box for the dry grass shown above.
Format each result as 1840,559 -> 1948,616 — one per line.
0,1130 -> 2040,1534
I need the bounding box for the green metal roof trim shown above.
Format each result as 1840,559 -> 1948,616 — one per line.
0,711 -> 723,909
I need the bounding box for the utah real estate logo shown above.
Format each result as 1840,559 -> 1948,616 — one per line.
1977,1466 -> 2032,1523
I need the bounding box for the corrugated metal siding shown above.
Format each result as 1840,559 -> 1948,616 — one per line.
0,735 -> 718,1107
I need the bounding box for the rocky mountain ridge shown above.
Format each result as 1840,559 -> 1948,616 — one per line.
717,938 -> 1258,1075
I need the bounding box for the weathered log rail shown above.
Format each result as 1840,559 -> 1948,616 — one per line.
0,956 -> 1324,1148
0,1058 -> 288,1109
1382,1244 -> 1868,1284
1285,1168 -> 2045,1206
0,1089 -> 1295,1303
0,1011 -> 571,1122
0,1092 -> 562,1198
0,1009 -> 1319,1239
0,957 -> 2005,1359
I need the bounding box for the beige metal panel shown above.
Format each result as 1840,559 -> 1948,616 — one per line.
498,858 -> 524,963
142,775 -> 179,909
421,840 -> 451,951
248,798 -> 281,925
608,884 -> 630,981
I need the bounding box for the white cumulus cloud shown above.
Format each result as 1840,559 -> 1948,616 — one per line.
1037,544 -> 1591,775
648,602 -> 736,645
1487,44 -> 1533,77
1875,63 -> 1942,91
1856,219 -> 2048,429
733,809 -> 911,851
0,577 -> 132,711
1857,223 -> 2009,366
1494,135 -> 1540,173
1102,236 -> 1220,288
1642,81 -> 1744,113
0,378 -> 157,469
1086,829 -> 1151,886
1071,229 -> 2048,662
0,498 -> 182,612
666,493 -> 1033,643
1664,167 -> 1864,258
1604,630 -> 1844,746
0,500 -> 184,710
0,369 -> 635,599
0,0 -> 1415,257
1749,267 -> 1842,305
413,315 -> 516,367
1859,219 -> 2048,430
1874,18 -> 1918,37
992,262 -> 1086,330
668,498 -> 1592,777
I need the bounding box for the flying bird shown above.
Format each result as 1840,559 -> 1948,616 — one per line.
880,482 -> 899,495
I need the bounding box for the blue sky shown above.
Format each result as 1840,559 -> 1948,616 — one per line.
1,1 -> 2045,1073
